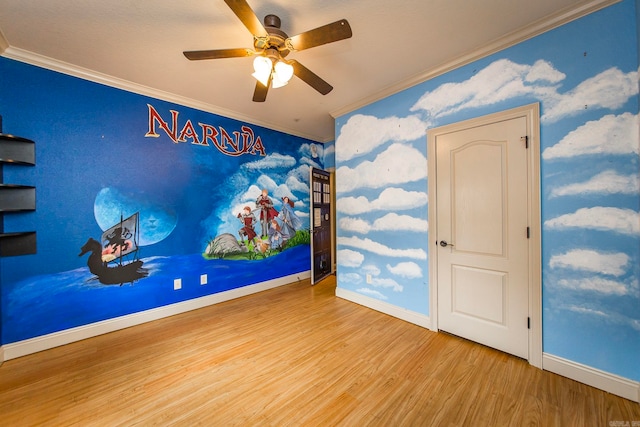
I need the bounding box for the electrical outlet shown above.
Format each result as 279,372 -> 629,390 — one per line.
366,274 -> 372,284
200,274 -> 207,285
173,278 -> 182,290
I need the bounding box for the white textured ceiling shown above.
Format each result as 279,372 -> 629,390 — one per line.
0,0 -> 615,142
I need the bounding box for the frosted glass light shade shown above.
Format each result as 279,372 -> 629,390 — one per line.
271,61 -> 294,89
252,56 -> 272,86
275,61 -> 294,82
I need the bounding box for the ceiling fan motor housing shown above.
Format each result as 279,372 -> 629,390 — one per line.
254,14 -> 290,58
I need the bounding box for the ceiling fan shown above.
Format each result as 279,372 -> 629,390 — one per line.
183,0 -> 352,102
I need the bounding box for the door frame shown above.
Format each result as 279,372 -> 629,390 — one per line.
310,167 -> 333,284
427,103 -> 542,368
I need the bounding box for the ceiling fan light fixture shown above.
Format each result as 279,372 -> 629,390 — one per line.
271,61 -> 294,88
252,56 -> 272,86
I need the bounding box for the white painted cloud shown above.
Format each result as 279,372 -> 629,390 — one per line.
300,156 -> 322,169
549,249 -> 629,276
323,144 -> 334,158
339,217 -> 372,234
356,288 -> 388,300
338,273 -> 362,284
410,59 -> 637,124
336,143 -> 427,194
338,236 -> 427,260
550,170 -> 640,197
298,143 -> 324,160
565,305 -> 608,317
256,175 -> 278,192
338,188 -> 428,215
562,304 -> 640,331
526,59 -> 566,83
362,264 -> 381,276
336,114 -> 426,162
339,213 -> 428,234
285,175 -> 309,193
242,153 -> 296,169
370,277 -> 403,292
411,59 -> 565,118
373,213 -> 428,232
556,277 -> 629,296
289,164 -> 311,183
337,249 -> 365,267
387,261 -> 423,279
542,68 -> 638,122
240,184 -> 263,202
545,207 -> 640,235
543,113 -> 639,159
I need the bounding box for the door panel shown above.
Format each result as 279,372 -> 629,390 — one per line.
436,116 -> 529,359
310,168 -> 332,284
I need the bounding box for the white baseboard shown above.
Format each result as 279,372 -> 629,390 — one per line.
543,353 -> 639,402
1,271 -> 310,362
335,287 -> 431,329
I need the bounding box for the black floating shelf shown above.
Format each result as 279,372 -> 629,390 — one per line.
0,133 -> 36,165
0,118 -> 37,256
0,184 -> 36,211
0,231 -> 37,256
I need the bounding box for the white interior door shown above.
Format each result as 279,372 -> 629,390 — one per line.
434,115 -> 530,359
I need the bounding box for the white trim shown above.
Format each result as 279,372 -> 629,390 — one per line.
0,27 -> 8,54
0,47 -> 328,143
331,0 -> 620,119
1,271 -> 310,361
336,287 -> 432,330
543,353 -> 640,403
427,103 -> 542,368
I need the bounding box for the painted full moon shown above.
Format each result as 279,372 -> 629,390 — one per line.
94,187 -> 177,246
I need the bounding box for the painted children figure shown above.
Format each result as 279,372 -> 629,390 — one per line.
279,196 -> 302,241
256,188 -> 278,237
237,206 -> 258,245
268,218 -> 283,250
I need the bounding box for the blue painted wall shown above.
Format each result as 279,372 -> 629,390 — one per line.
335,0 -> 640,381
0,58 -> 322,344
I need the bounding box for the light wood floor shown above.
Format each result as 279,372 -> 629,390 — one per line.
1,275 -> 638,426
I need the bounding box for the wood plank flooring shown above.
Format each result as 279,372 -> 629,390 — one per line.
0,275 -> 638,426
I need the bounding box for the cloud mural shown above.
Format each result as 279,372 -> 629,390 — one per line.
206,149 -> 319,240
335,1 -> 639,382
545,207 -> 639,235
335,114 -> 426,162
542,113 -> 639,159
336,143 -> 427,193
550,170 -> 639,197
549,249 -> 629,276
338,236 -> 427,260
410,59 -> 638,124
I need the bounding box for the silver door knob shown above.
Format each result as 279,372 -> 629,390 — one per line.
439,240 -> 454,247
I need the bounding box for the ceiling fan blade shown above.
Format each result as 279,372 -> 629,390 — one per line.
183,48 -> 254,60
252,76 -> 271,102
224,0 -> 268,37
290,60 -> 333,95
287,19 -> 352,51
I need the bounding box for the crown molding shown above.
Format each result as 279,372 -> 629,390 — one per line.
330,0 -> 620,119
0,27 -> 9,54
0,46 -> 327,142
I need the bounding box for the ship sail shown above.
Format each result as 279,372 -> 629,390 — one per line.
100,212 -> 140,263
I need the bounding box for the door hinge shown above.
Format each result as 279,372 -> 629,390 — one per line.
526,227 -> 530,239
521,136 -> 529,149
527,317 -> 531,329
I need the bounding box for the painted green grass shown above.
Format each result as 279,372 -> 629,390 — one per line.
204,229 -> 310,261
